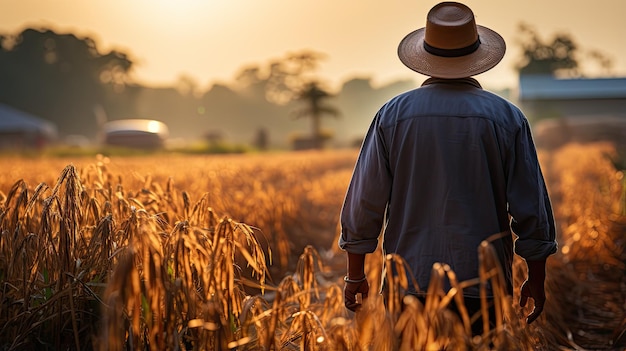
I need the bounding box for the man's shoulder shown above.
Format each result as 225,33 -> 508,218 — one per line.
377,83 -> 527,131
383,84 -> 522,113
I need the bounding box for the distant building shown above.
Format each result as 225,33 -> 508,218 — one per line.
519,75 -> 626,121
0,103 -> 58,149
519,75 -> 626,149
102,119 -> 169,149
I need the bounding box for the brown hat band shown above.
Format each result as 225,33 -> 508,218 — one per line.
423,37 -> 481,58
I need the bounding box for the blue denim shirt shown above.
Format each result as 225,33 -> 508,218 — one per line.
339,78 -> 557,297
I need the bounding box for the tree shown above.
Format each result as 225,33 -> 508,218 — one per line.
234,50 -> 328,104
0,28 -> 134,137
232,50 -> 340,149
515,23 -> 613,77
264,51 -> 340,149
291,81 -> 340,149
264,50 -> 327,105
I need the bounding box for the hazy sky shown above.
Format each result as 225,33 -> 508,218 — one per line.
2,0 -> 625,91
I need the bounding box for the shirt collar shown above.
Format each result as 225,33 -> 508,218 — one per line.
421,77 -> 483,89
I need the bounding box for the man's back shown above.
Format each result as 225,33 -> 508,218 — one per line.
340,77 -> 556,296
378,78 -> 521,295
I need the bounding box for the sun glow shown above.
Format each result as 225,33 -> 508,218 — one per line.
130,0 -> 230,24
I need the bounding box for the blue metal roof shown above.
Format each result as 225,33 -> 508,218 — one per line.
519,75 -> 626,100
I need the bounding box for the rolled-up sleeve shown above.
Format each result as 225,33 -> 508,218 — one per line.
506,120 -> 558,261
339,113 -> 392,254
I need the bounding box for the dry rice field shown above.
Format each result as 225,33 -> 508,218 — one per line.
0,143 -> 624,350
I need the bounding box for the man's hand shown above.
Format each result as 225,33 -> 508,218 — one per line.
344,277 -> 369,312
519,259 -> 547,324
519,279 -> 545,323
344,252 -> 368,312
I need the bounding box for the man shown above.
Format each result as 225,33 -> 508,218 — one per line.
338,1 -> 558,334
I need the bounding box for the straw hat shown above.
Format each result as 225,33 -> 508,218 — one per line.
398,2 -> 506,79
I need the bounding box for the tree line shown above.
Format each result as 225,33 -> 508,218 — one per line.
0,28 -> 417,149
0,25 -> 608,149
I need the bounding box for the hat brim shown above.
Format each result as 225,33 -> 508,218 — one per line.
398,25 -> 506,79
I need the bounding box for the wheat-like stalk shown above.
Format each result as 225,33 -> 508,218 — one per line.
0,145 -> 623,350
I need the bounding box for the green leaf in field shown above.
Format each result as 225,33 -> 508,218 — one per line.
142,293 -> 152,325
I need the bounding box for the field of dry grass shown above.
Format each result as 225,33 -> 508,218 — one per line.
0,144 -> 624,350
